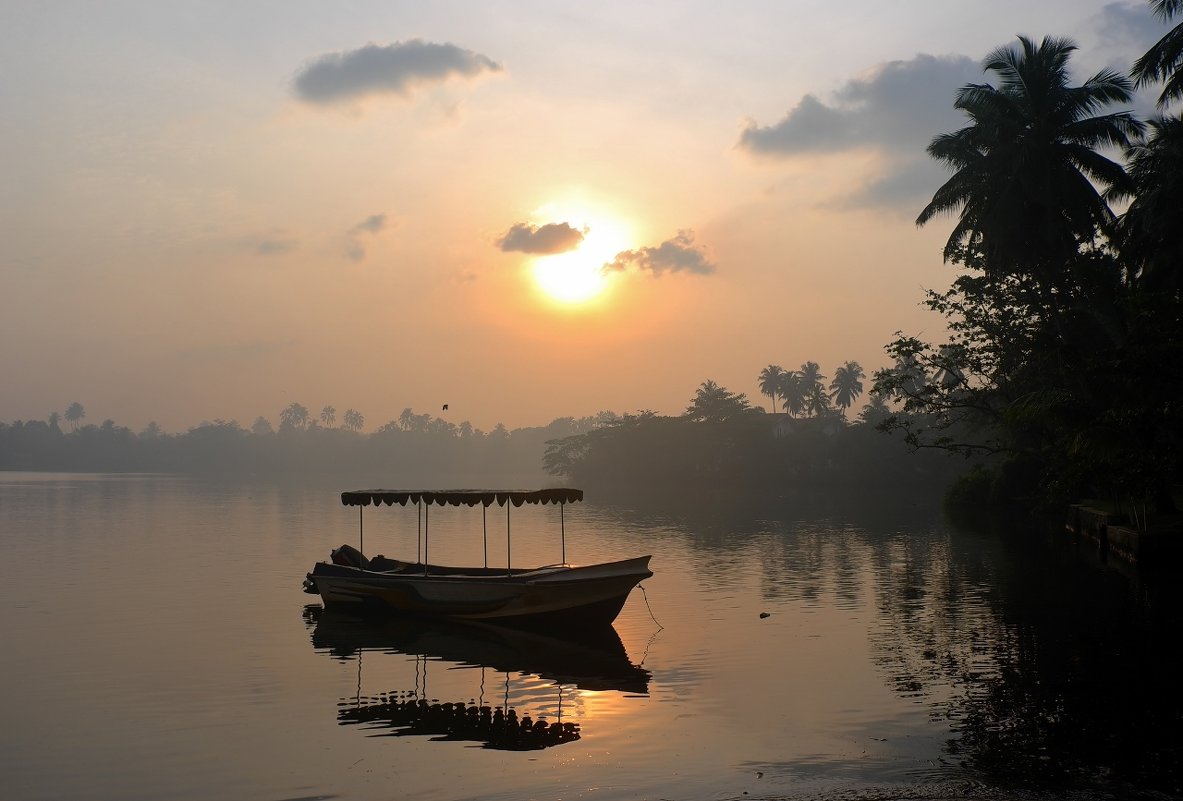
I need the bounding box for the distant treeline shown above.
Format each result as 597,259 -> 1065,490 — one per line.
0,405 -> 608,480
544,378 -> 963,504
2,384 -> 959,499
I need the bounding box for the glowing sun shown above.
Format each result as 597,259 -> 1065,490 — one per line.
530,204 -> 633,306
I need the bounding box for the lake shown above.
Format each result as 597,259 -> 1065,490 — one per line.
2,472 -> 1180,801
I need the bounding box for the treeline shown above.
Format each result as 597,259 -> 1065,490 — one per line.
544,377 -> 961,504
870,20 -> 1183,519
0,405 -> 612,479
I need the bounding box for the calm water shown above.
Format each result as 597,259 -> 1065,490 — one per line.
3,472 -> 1181,801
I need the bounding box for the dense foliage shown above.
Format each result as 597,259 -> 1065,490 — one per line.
875,23 -> 1183,518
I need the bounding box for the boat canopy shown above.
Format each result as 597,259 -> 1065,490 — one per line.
341,488 -> 583,508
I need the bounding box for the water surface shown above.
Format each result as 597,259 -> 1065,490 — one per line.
2,472 -> 1180,800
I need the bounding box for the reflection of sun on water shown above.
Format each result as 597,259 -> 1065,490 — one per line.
531,208 -> 633,307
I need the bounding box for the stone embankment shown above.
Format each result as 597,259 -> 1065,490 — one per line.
1065,503 -> 1181,565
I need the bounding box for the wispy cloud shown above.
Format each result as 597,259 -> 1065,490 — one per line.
294,39 -> 503,105
250,237 -> 298,256
605,230 -> 715,277
495,222 -> 585,255
345,213 -> 390,261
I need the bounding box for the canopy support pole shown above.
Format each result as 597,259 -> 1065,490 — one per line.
424,501 -> 430,577
560,501 -> 566,565
417,501 -> 422,564
359,506 -> 364,556
482,505 -> 488,568
506,503 -> 512,577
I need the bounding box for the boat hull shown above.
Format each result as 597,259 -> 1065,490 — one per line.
306,555 -> 652,628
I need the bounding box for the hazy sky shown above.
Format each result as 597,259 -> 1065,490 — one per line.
0,1 -> 1168,433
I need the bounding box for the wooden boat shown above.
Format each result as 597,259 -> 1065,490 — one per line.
303,488 -> 652,628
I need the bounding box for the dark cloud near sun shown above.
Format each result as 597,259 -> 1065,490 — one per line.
605,230 -> 715,277
496,222 -> 586,255
294,39 -> 503,104
345,213 -> 390,261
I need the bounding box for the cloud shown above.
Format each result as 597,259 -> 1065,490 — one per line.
352,214 -> 388,235
251,237 -> 297,256
495,222 -> 585,255
605,230 -> 716,277
738,54 -> 982,208
345,213 -> 390,261
294,39 -> 503,104
739,54 -> 979,158
1092,2 -> 1166,50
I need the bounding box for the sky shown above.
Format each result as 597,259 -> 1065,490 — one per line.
0,1 -> 1170,433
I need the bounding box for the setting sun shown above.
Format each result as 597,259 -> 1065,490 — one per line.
529,202 -> 634,306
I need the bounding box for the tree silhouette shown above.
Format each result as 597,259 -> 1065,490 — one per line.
342,409 -> 364,432
758,364 -> 786,413
64,402 -> 86,432
320,405 -> 336,428
778,370 -> 807,417
1120,116 -> 1183,290
279,402 -> 310,431
685,380 -> 755,423
251,416 -> 274,436
829,361 -> 866,417
799,362 -> 827,417
916,35 -> 1141,296
1133,0 -> 1183,107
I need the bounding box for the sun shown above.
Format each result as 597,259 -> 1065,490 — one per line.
529,203 -> 633,306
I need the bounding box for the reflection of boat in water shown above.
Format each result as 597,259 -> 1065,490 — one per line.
303,489 -> 652,628
306,605 -> 651,694
304,605 -> 651,751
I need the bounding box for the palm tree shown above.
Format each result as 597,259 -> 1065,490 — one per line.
778,370 -> 806,418
342,409 -> 364,432
859,393 -> 892,425
758,365 -> 786,413
1133,0 -> 1183,108
685,380 -> 754,422
279,402 -> 309,431
829,361 -> 866,416
320,405 -> 336,428
1120,116 -> 1183,290
799,362 -> 826,417
917,36 -> 1142,293
64,402 -> 86,431
48,411 -> 61,433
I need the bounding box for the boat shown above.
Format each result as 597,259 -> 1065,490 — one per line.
303,488 -> 652,628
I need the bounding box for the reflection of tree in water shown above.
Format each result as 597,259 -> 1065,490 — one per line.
868,521 -> 1183,796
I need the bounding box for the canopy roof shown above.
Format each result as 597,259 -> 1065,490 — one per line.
341,488 -> 583,508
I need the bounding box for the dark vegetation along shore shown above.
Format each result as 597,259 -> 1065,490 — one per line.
4,6 -> 1183,542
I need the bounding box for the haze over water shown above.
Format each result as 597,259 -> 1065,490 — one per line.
3,472 -> 1180,801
